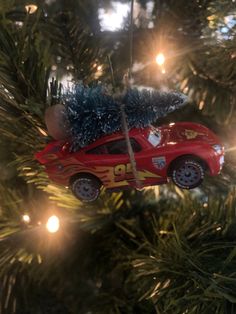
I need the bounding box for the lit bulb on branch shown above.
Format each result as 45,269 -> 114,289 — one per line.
95,64 -> 103,79
156,53 -> 165,66
51,65 -> 57,71
22,214 -> 31,223
25,4 -> 38,14
46,215 -> 60,233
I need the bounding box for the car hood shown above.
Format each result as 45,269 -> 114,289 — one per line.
160,122 -> 219,145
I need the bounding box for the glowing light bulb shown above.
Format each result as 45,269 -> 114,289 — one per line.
46,215 -> 60,233
51,65 -> 57,71
161,68 -> 166,74
95,65 -> 103,79
22,214 -> 30,223
156,53 -> 165,66
25,4 -> 38,14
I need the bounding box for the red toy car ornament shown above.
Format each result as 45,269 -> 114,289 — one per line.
35,122 -> 224,202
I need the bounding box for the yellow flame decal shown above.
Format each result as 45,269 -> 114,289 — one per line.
184,129 -> 205,139
137,169 -> 161,181
47,157 -> 161,189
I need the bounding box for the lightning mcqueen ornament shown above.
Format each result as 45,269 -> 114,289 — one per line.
35,122 -> 224,202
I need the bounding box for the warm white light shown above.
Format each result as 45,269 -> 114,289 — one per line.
95,65 -> 103,79
156,53 -> 165,66
60,73 -> 73,89
161,68 -> 166,74
51,65 -> 57,71
22,214 -> 30,223
46,215 -> 60,233
25,4 -> 38,14
14,21 -> 23,27
99,2 -> 129,31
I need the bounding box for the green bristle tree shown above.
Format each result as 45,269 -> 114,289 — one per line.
0,0 -> 236,313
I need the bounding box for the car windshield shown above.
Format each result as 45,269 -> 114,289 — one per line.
148,129 -> 161,146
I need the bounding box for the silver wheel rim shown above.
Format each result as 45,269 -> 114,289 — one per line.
175,162 -> 202,187
73,178 -> 99,201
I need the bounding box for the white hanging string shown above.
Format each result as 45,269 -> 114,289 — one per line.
121,0 -> 142,189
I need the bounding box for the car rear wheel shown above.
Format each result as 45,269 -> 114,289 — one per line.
170,158 -> 205,189
71,175 -> 101,202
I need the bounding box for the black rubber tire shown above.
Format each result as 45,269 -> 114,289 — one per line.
170,158 -> 204,189
71,175 -> 101,202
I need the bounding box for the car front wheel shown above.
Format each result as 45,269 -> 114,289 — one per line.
71,175 -> 101,202
170,158 -> 205,189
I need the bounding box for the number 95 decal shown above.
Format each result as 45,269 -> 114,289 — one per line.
114,163 -> 133,182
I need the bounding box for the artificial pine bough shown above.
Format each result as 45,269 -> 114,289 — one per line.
64,85 -> 187,149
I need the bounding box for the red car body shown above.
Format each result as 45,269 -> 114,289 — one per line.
35,122 -> 224,197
